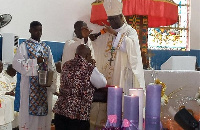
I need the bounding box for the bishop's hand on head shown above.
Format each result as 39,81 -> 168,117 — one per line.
103,24 -> 117,36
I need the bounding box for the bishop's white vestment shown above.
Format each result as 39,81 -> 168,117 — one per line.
93,23 -> 145,94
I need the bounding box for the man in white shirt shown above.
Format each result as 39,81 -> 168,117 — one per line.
62,21 -> 95,66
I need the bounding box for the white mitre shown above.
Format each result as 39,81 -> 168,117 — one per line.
103,0 -> 123,16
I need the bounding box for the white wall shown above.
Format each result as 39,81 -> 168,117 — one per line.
0,0 -> 102,42
190,0 -> 200,50
0,0 -> 199,49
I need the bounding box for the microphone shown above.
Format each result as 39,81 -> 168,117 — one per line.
89,28 -> 107,41
95,28 -> 107,37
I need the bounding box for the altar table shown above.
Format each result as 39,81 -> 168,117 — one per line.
144,70 -> 200,97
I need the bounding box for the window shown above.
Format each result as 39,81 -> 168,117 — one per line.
148,0 -> 190,51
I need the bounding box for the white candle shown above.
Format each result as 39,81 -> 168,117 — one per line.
129,88 -> 144,130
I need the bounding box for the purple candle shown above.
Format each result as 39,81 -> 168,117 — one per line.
129,88 -> 144,130
145,84 -> 162,130
123,95 -> 139,130
107,86 -> 123,127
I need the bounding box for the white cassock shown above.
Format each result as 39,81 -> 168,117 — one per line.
2,71 -> 16,92
1,71 -> 18,129
0,73 -> 10,92
93,23 -> 145,94
12,40 -> 57,130
0,73 -> 14,130
62,37 -> 95,66
0,71 -> 16,93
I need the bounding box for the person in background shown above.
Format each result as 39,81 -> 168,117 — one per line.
53,44 -> 107,130
2,64 -> 19,130
51,61 -> 61,125
0,63 -> 18,130
4,64 -> 17,96
55,61 -> 61,73
53,61 -> 61,96
14,72 -> 21,112
0,61 -> 15,130
0,61 -> 7,92
0,61 -> 5,91
12,21 -> 56,130
4,64 -> 17,77
0,61 -> 16,94
62,21 -> 95,66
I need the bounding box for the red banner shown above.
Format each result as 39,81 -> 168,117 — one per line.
90,0 -> 178,27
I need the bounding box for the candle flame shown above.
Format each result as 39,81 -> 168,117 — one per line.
115,86 -> 118,88
131,94 -> 135,97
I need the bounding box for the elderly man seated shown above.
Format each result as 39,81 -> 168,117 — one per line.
0,61 -> 17,130
0,62 -> 16,92
2,64 -> 17,95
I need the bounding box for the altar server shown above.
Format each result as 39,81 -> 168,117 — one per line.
12,21 -> 56,130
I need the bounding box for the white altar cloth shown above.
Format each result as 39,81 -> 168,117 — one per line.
144,70 -> 200,97
160,56 -> 196,70
145,70 -> 200,123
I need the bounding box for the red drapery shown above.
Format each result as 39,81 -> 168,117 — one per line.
90,0 -> 178,27
90,2 -> 109,26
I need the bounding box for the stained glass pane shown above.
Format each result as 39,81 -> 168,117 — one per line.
148,0 -> 190,51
